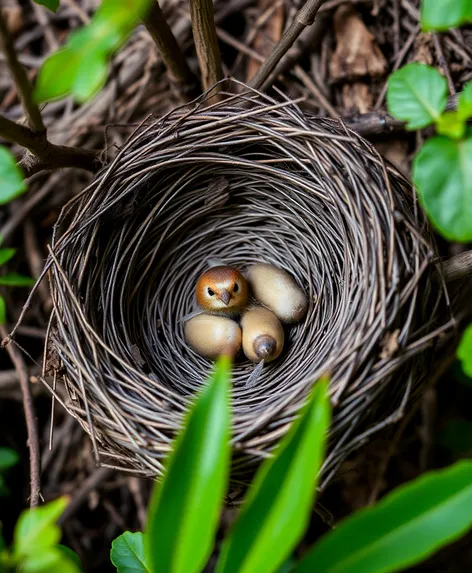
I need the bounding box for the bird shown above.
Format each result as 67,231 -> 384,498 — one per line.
241,306 -> 284,363
184,314 -> 242,359
196,265 -> 249,316
247,263 -> 308,324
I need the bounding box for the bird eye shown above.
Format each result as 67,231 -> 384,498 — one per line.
233,283 -> 239,293
207,288 -> 215,296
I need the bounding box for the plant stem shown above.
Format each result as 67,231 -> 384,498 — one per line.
189,0 -> 224,96
1,327 -> 41,508
0,9 -> 45,133
142,0 -> 199,101
249,0 -> 326,90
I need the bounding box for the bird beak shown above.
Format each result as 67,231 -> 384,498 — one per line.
218,289 -> 231,306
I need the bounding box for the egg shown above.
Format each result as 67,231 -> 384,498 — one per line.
247,263 -> 308,324
241,307 -> 284,363
184,314 -> 241,359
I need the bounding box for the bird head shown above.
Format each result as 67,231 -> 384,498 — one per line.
196,266 -> 248,314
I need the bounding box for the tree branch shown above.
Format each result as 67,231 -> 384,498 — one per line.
190,0 -> 224,96
249,0 -> 326,90
441,250 -> 472,283
1,327 -> 41,507
142,0 -> 199,101
0,9 -> 45,133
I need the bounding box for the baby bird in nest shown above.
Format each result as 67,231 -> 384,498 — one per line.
196,266 -> 249,316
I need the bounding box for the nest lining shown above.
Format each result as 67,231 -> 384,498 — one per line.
41,83 -> 448,490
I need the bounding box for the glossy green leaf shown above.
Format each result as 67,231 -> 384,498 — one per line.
22,547 -> 81,573
436,112 -> 466,140
458,82 -> 472,122
0,249 -> 16,267
0,295 -> 5,326
145,356 -> 231,573
421,0 -> 472,31
458,324 -> 472,377
413,135 -> 472,242
0,147 -> 27,205
111,532 -> 149,573
0,447 -> 19,471
14,497 -> 68,559
216,379 -> 331,573
34,0 -> 151,103
294,461 -> 472,573
0,273 -> 35,287
387,64 -> 448,129
439,420 -> 472,456
33,0 -> 60,12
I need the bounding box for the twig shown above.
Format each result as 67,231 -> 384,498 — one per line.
249,0 -> 326,90
0,9 -> 44,133
1,326 -> 41,507
433,33 -> 456,95
141,0 -> 199,101
189,0 -> 224,94
440,250 -> 472,283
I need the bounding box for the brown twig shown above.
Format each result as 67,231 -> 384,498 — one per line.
1,326 -> 41,507
0,9 -> 44,133
440,250 -> 472,283
141,0 -> 199,101
189,0 -> 224,95
249,0 -> 326,90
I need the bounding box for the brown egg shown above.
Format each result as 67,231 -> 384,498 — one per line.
196,266 -> 249,316
241,307 -> 284,363
247,263 -> 308,324
184,314 -> 241,359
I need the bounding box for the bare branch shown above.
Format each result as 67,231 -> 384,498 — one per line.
441,250 -> 472,283
249,0 -> 326,90
190,0 -> 224,95
0,9 -> 45,133
1,327 -> 41,507
142,1 -> 199,101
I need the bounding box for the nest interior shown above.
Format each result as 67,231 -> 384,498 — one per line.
41,84 -> 449,491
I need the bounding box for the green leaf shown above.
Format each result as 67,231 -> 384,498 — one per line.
0,296 -> 5,326
0,147 -> 27,205
57,545 -> 82,570
387,63 -> 448,129
111,532 -> 149,573
413,135 -> 472,242
34,0 -> 151,103
458,82 -> 472,122
23,547 -> 81,573
145,356 -> 231,573
0,249 -> 16,267
421,0 -> 472,32
436,112 -> 466,140
216,379 -> 331,573
439,420 -> 472,456
14,497 -> 68,559
0,448 -> 19,471
0,273 -> 35,287
294,461 -> 472,573
458,324 -> 472,377
33,0 -> 60,12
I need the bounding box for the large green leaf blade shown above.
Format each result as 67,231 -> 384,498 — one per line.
294,461 -> 472,573
0,147 -> 27,205
0,273 -> 35,287
387,63 -> 448,129
413,135 -> 472,242
216,379 -> 331,573
111,532 -> 149,572
145,356 -> 231,573
458,324 -> 472,377
33,0 -> 60,12
421,0 -> 472,31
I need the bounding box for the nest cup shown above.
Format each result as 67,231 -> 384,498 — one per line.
42,83 -> 447,491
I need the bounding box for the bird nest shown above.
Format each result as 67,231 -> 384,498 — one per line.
39,83 -> 448,492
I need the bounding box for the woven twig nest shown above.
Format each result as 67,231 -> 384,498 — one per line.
42,83 -> 448,491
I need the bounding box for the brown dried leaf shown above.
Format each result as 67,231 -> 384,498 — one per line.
375,140 -> 410,177
413,33 -> 434,66
330,4 -> 387,82
341,82 -> 373,114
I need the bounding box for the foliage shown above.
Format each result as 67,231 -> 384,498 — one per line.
1,497 -> 81,572
111,532 -> 149,573
33,0 -> 60,12
0,447 -> 19,495
293,461 -> 472,573
0,147 -> 27,206
34,0 -> 151,103
421,0 -> 472,32
458,324 -> 472,378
